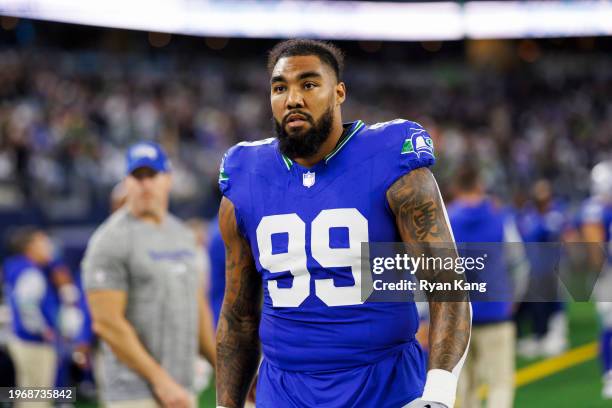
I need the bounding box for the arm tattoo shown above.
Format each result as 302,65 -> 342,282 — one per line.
387,168 -> 471,372
413,201 -> 442,241
216,197 -> 262,408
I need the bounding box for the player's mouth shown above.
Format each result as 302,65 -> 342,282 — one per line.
285,113 -> 310,129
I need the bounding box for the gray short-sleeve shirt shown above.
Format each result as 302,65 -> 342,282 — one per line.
82,208 -> 202,402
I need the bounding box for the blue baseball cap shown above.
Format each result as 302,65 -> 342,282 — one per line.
126,141 -> 171,175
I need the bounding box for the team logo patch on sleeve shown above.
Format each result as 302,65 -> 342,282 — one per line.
401,139 -> 415,154
219,153 -> 229,182
401,127 -> 434,158
219,170 -> 228,182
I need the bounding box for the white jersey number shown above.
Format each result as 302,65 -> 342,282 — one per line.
256,208 -> 368,307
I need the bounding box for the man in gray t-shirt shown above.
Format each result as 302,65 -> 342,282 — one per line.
82,142 -> 216,408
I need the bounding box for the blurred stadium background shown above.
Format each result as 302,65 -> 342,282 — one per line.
0,0 -> 611,407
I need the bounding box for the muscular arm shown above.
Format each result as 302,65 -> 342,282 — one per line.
87,290 -> 175,387
582,223 -> 606,271
387,167 -> 471,374
216,197 -> 262,408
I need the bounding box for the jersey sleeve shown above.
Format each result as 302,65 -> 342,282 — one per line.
218,144 -> 243,202
13,266 -> 50,335
379,120 -> 436,189
218,151 -> 231,196
581,199 -> 605,225
397,121 -> 436,171
217,144 -> 249,236
81,224 -> 129,292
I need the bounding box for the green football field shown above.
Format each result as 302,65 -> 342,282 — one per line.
79,302 -> 608,407
514,301 -> 609,408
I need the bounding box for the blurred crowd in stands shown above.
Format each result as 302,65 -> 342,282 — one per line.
0,47 -> 610,227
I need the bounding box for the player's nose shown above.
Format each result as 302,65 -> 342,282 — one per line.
138,176 -> 156,190
285,86 -> 304,109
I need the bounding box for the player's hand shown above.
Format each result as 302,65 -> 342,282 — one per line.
58,305 -> 85,339
403,398 -> 448,408
152,374 -> 193,408
71,343 -> 91,370
42,326 -> 56,343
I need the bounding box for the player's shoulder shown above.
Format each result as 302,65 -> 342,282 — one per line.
362,118 -> 428,138
2,255 -> 30,277
356,119 -> 435,177
219,137 -> 279,195
364,118 -> 421,133
165,213 -> 197,239
221,137 -> 277,169
360,118 -> 434,157
581,196 -> 604,213
88,208 -> 132,247
580,196 -> 607,223
489,197 -> 512,216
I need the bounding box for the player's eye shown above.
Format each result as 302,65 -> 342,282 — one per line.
304,82 -> 317,90
273,85 -> 286,93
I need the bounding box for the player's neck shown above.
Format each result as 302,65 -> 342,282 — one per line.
128,205 -> 167,226
23,251 -> 42,266
293,118 -> 345,168
455,191 -> 485,204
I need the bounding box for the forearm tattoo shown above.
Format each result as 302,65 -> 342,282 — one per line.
216,198 -> 262,407
387,168 -> 471,372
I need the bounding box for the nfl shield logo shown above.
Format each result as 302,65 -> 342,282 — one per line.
302,171 -> 316,188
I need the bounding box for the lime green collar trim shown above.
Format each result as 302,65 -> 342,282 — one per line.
281,154 -> 293,170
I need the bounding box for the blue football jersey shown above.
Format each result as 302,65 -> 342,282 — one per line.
219,119 -> 435,372
3,255 -> 58,342
580,197 -> 612,261
517,201 -> 568,243
447,198 -> 513,324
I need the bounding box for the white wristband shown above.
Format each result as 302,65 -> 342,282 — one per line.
421,369 -> 458,408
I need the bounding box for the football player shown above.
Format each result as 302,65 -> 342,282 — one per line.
515,180 -> 569,358
215,39 -> 471,408
447,163 -> 527,408
580,160 -> 612,399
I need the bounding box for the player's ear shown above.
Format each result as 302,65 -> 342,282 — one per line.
164,173 -> 173,191
335,82 -> 346,106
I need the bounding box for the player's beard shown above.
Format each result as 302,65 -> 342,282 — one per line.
274,107 -> 334,160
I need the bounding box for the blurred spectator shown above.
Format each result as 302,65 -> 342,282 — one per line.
579,160 -> 612,399
48,258 -> 94,400
2,227 -> 56,408
448,163 -> 528,408
81,142 -> 216,408
515,179 -> 570,358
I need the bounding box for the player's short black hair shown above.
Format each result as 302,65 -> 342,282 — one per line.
267,39 -> 345,82
455,161 -> 481,192
6,226 -> 39,255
